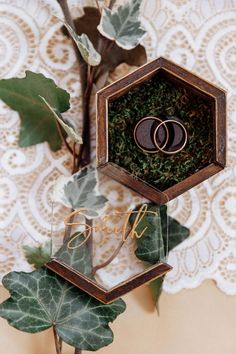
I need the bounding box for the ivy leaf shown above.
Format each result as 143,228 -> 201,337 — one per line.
160,205 -> 190,253
23,242 -> 51,269
39,96 -> 82,144
132,204 -> 190,264
53,166 -> 108,219
54,233 -> 92,277
97,0 -> 146,50
149,277 -> 163,315
63,22 -> 101,66
0,268 -> 126,350
62,7 -> 147,86
129,204 -> 165,264
0,71 -> 70,151
131,204 -> 190,309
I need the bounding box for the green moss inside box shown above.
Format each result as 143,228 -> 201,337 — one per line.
108,72 -> 214,191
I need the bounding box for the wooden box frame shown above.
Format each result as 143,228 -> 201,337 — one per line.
46,259 -> 172,304
96,57 -> 226,205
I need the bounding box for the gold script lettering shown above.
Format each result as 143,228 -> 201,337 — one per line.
64,204 -> 158,250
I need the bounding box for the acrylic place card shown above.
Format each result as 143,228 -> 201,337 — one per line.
47,166 -> 172,303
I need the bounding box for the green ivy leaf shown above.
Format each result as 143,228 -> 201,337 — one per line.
97,0 -> 146,50
132,204 -> 190,264
0,268 -> 126,351
39,96 -> 82,144
129,205 -> 165,264
149,277 -> 163,314
63,22 -> 101,66
0,71 -> 70,151
160,205 -> 190,253
23,242 -> 51,269
54,166 -> 108,219
131,204 -> 190,309
54,233 -> 92,277
63,7 -> 147,87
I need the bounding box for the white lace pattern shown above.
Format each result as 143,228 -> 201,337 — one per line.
0,0 -> 236,295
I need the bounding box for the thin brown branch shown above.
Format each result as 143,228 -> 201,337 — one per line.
55,119 -> 74,155
57,0 -> 90,170
108,0 -> 116,9
53,325 -> 61,354
93,39 -> 114,82
59,338 -> 63,352
72,142 -> 77,173
79,77 -> 93,168
57,0 -> 88,95
75,349 -> 81,354
57,0 -> 87,98
95,0 -> 101,12
92,229 -> 130,276
101,40 -> 114,62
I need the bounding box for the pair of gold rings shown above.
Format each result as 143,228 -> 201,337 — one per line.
133,116 -> 188,155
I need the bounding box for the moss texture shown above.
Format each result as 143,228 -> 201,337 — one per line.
108,73 -> 214,191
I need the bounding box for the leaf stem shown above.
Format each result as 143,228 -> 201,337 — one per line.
72,142 -> 77,174
59,337 -> 63,352
55,119 -> 74,155
57,0 -> 88,92
108,0 -> 116,9
75,348 -> 82,354
57,0 -> 91,170
53,325 -> 61,354
92,229 -> 130,275
95,0 -> 101,13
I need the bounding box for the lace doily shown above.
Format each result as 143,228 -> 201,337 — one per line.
0,0 -> 236,295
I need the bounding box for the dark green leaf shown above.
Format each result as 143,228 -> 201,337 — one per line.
0,268 -> 126,351
63,7 -> 147,86
97,0 -> 146,50
0,71 -> 70,151
160,205 -> 190,254
54,233 -> 92,277
149,277 -> 164,314
132,203 -> 190,308
131,204 -> 190,264
129,204 -> 165,264
23,242 -> 51,269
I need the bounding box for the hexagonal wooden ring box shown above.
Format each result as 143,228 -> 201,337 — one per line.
96,57 -> 226,205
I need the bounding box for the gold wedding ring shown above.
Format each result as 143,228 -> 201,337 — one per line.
153,119 -> 188,154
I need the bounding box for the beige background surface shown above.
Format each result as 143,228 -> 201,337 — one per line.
1,280 -> 236,354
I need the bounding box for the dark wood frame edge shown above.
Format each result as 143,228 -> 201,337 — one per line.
46,259 -> 172,304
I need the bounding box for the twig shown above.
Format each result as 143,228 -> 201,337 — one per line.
75,349 -> 81,354
93,40 -> 113,83
57,0 -> 91,169
86,219 -> 93,268
55,119 -> 74,155
53,325 -> 61,354
108,0 -> 116,9
57,0 -> 87,109
72,142 -> 77,173
92,229 -> 130,275
76,69 -> 93,168
95,0 -> 101,12
59,338 -> 63,352
101,40 -> 114,62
